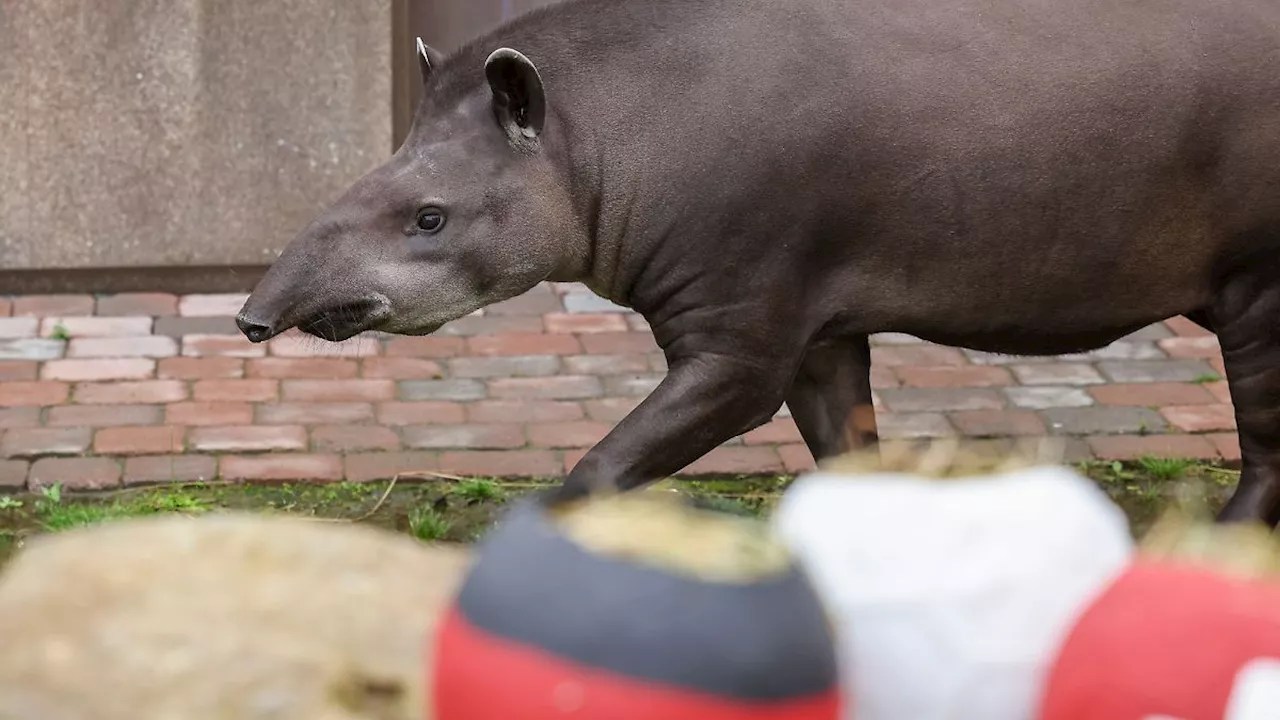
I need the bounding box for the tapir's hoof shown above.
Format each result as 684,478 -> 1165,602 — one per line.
431,493 -> 842,719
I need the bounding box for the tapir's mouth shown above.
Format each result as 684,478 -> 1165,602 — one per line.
295,299 -> 391,342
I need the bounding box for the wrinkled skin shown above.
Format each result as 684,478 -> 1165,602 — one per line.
239,0 -> 1280,525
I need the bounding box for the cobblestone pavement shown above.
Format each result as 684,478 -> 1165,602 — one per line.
0,283 -> 1235,490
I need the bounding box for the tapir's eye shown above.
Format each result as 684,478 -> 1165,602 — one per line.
415,207 -> 446,233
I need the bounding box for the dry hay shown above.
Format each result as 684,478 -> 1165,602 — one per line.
0,512 -> 471,720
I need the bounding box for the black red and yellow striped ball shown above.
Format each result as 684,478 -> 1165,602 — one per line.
431,492 -> 842,719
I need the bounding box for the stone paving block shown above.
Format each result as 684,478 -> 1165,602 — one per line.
526,421 -> 614,449
375,402 -> 467,426
467,332 -> 582,357
1011,364 -> 1105,386
1005,386 -> 1095,410
358,357 -> 442,380
0,362 -> 38,381
681,447 -> 784,475
1160,404 -> 1237,432
467,400 -> 585,424
1119,324 -> 1174,342
872,345 -> 968,366
39,316 -> 153,338
448,355 -> 560,378
249,358 -> 359,379
436,315 -> 544,337
0,408 -> 42,429
153,316 -> 240,337
1054,342 -> 1167,362
167,402 -> 255,427
181,334 -> 266,358
344,451 -> 440,482
28,457 -> 122,490
260,402 -> 378,426
563,353 -> 652,376
894,365 -> 1013,388
157,357 -> 245,380
1165,316 -> 1214,337
1041,407 -> 1167,435
562,292 -> 629,314
580,332 -> 661,355
1086,434 -> 1220,461
489,376 -> 604,400
281,379 -> 395,403
485,286 -> 565,316
12,295 -> 95,317
311,425 -> 401,453
0,339 -> 65,361
1157,336 -> 1222,359
878,388 -> 1006,412
219,454 -> 344,482
0,459 -> 27,488
0,381 -> 69,407
67,336 -> 177,359
193,379 -> 279,403
189,425 -> 308,453
1,427 -> 92,458
778,444 -> 817,473
398,379 -> 487,402
1207,433 -> 1241,461
0,318 -> 39,339
437,450 -> 561,477
383,336 -> 467,358
1088,382 -> 1214,407
742,418 -> 805,445
403,424 -> 525,450
177,293 -> 250,317
73,380 -> 187,405
1097,359 -> 1217,383
877,412 -> 957,439
123,455 -> 218,486
46,405 -> 163,428
544,313 -> 629,334
0,299 -> 10,317
268,334 -> 382,358
41,358 -> 156,381
96,293 -> 178,317
949,410 -> 1046,437
94,426 -> 186,455
599,374 -> 663,397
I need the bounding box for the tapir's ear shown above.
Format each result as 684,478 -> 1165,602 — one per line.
484,48 -> 546,148
416,37 -> 444,85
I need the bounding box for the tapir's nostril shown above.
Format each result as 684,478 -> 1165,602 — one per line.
236,315 -> 275,343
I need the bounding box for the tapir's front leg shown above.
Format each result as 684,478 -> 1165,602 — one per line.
556,349 -> 797,498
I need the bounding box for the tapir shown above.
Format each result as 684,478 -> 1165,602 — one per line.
236,0 -> 1280,524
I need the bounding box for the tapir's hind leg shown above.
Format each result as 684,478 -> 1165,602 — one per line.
785,337 -> 879,462
1208,265 -> 1280,526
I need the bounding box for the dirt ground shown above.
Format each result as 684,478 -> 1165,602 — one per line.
0,459 -> 1239,568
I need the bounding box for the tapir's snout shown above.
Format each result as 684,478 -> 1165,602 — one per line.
234,313 -> 279,344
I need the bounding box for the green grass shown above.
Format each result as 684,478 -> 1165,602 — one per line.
408,507 -> 452,541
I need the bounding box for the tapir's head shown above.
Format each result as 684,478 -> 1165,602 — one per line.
236,40 -> 583,343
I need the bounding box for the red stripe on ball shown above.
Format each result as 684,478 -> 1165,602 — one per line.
432,605 -> 842,720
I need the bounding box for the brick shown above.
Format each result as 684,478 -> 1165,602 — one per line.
1158,336 -> 1222,359
681,447 -> 784,475
0,408 -> 42,428
467,400 -> 584,424
526,421 -> 612,448
1089,382 -> 1214,407
437,450 -> 561,477
877,388 -> 1005,413
1011,364 -> 1104,386
166,402 -> 254,427
74,380 -> 186,405
562,292 -> 628,314
12,295 -> 94,317
403,424 -> 525,450
359,357 -> 443,379
28,457 -> 122,490
0,318 -> 38,339
67,336 -> 178,358
220,454 -> 344,482
1209,357 -> 1226,377
0,339 -> 65,361
871,332 -> 925,345
1165,316 -> 1214,338
0,460 -> 27,488
182,334 -> 266,358
950,410 -> 1046,437
269,333 -> 382,358
579,332 -> 660,355
600,374 -> 663,397
1161,404 -> 1237,432
1207,433 -> 1241,461
1120,324 -> 1174,342
489,376 -> 604,400
544,313 -> 629,334
123,455 -> 218,486
485,287 -> 564,316
1005,386 -> 1095,410
376,402 -> 467,426
47,404 -> 162,427
158,357 -> 245,380
0,381 -> 69,407
383,336 -> 466,358
563,354 -> 652,375
1,428 -> 92,458
448,355 -> 560,378
1041,407 -> 1167,435
777,444 -> 816,474
628,315 -> 651,332
648,353 -> 669,372
344,451 -> 440,482
0,361 -> 37,381
1086,434 -> 1219,461
467,332 -> 581,357
877,412 -> 957,439
0,299 -> 9,318
153,316 -> 240,337
1055,342 -> 1167,362
258,402 -> 376,425
42,358 -> 156,381
1098,359 -> 1216,383
436,315 -> 544,337
94,426 -> 186,455
561,448 -> 589,472
193,379 -> 279,402
246,358 -> 358,379
40,316 -> 152,338
895,365 -> 1013,388
281,379 -> 394,402
871,345 -> 967,366
583,397 -> 643,423
398,379 -> 487,401
178,293 -> 249,317
96,293 -> 178,317
1205,381 -> 1232,404
311,425 -> 401,452
190,426 -> 308,453
742,418 -> 804,445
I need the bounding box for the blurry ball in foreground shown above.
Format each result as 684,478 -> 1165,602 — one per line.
773,464 -> 1134,720
432,491 -> 842,719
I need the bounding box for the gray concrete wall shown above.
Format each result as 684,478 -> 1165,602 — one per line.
0,0 -> 393,276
